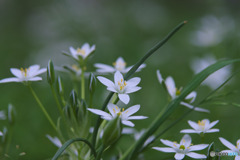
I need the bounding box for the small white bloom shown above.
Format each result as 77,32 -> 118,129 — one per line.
180,119 -> 219,134
88,103 -> 147,127
0,65 -> 46,83
219,137 -> 240,160
97,71 -> 141,104
46,135 -> 62,148
153,134 -> 208,160
69,43 -> 95,60
94,57 -> 146,74
157,70 -> 209,113
191,55 -> 232,90
0,111 -> 6,120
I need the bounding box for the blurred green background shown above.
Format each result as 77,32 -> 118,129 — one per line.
0,0 -> 240,159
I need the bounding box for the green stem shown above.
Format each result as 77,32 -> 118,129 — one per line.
28,85 -> 57,131
81,69 -> 85,100
5,126 -> 13,154
96,145 -> 104,160
50,85 -> 64,118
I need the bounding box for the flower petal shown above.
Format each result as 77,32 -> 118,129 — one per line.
0,77 -> 21,83
187,120 -> 199,130
219,137 -> 236,150
125,86 -> 141,94
156,70 -> 163,84
189,144 -> 208,151
122,128 -> 135,134
206,120 -> 219,130
122,120 -> 135,127
94,63 -> 115,73
118,94 -> 130,104
165,76 -> 176,98
205,129 -> 219,133
46,135 -> 62,148
123,105 -> 140,117
127,77 -> 141,87
152,147 -> 176,153
10,68 -> 22,78
107,103 -> 118,117
28,77 -> 42,81
97,76 -> 115,88
180,134 -> 191,147
160,139 -> 175,148
180,102 -> 210,113
180,129 -> 201,134
114,71 -> 124,85
175,153 -> 185,160
87,108 -> 112,119
185,91 -> 197,103
128,116 -> 148,120
186,152 -> 207,159
29,68 -> 47,77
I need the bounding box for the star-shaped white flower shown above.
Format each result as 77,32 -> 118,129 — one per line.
69,43 -> 95,60
219,137 -> 240,160
97,71 -> 141,104
88,103 -> 147,127
157,70 -> 209,113
180,119 -> 219,134
152,134 -> 208,160
0,65 -> 47,83
94,57 -> 146,74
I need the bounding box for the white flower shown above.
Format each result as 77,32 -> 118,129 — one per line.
46,135 -> 62,148
0,65 -> 47,83
152,134 -> 208,160
191,55 -> 232,90
69,43 -> 95,60
0,111 -> 6,120
97,71 -> 141,104
88,103 -> 147,127
219,137 -> 240,160
180,119 -> 219,134
94,57 -> 146,74
157,70 -> 209,113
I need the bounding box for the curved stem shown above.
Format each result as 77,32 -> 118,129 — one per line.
52,138 -> 97,160
28,85 -> 57,131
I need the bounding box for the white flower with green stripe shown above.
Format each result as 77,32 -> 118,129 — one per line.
153,134 -> 208,160
88,103 -> 147,127
97,71 -> 141,104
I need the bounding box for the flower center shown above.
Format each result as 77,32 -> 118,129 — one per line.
175,87 -> 182,96
76,48 -> 86,56
118,79 -> 127,91
20,68 -> 28,77
179,145 -> 185,150
113,106 -> 125,116
198,120 -> 206,126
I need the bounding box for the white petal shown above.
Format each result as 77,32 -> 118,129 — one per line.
106,87 -> 117,93
29,65 -> 40,72
180,102 -> 210,113
122,128 -> 135,134
152,147 -> 176,153
127,77 -> 141,87
205,129 -> 219,133
186,152 -> 207,159
175,153 -> 185,160
114,71 -> 124,85
107,103 -> 118,117
123,105 -> 140,117
189,144 -> 208,151
206,120 -> 219,130
46,135 -> 62,148
156,70 -> 163,84
94,63 -> 115,73
97,76 -> 115,88
219,137 -> 236,150
29,68 -> 46,77
194,107 -> 210,113
0,131 -> 3,136
122,120 -> 135,127
118,94 -> 130,104
187,120 -> 199,130
160,139 -> 175,148
87,108 -> 112,119
180,134 -> 191,147
28,77 -> 43,81
81,43 -> 90,51
180,129 -> 201,134
165,76 -> 176,98
10,68 -> 22,78
185,91 -> 197,103
128,116 -> 148,120
0,77 -> 21,83
137,64 -> 146,72
125,86 -> 141,94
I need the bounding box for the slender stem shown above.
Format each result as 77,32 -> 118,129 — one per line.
96,145 -> 104,160
50,85 -> 64,118
5,126 -> 13,154
28,85 -> 57,131
81,69 -> 85,100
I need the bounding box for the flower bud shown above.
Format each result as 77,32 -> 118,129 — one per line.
102,116 -> 122,147
69,90 -> 78,111
88,73 -> 96,94
56,76 -> 64,96
8,104 -> 16,125
47,60 -> 55,85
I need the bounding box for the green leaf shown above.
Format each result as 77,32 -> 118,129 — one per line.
121,59 -> 240,160
51,138 -> 96,160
